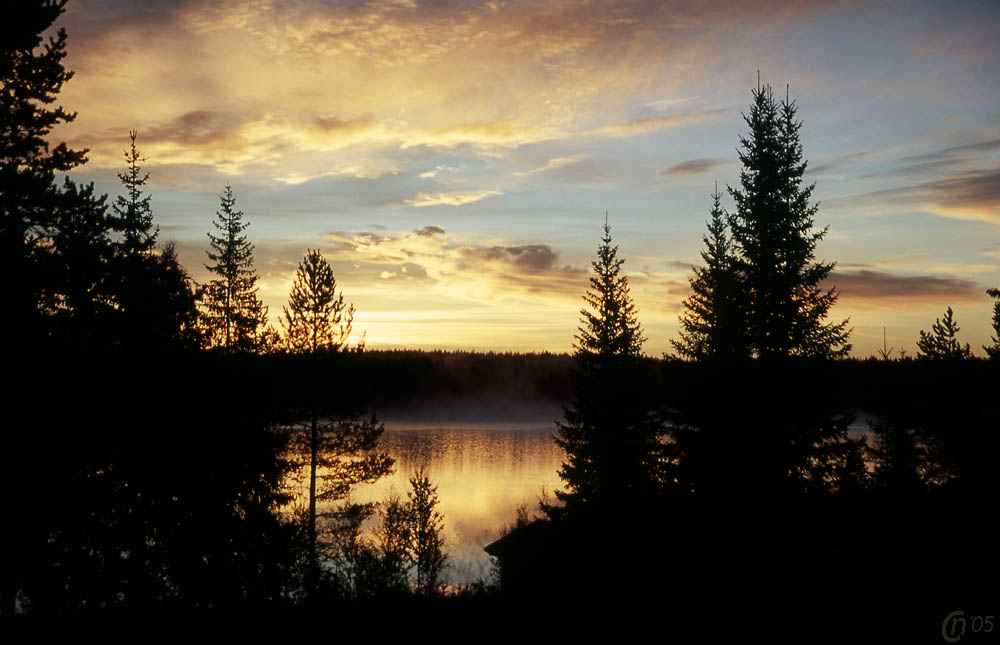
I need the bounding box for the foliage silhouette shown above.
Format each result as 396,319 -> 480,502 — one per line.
916,306 -> 972,359
111,129 -> 157,255
868,415 -> 928,494
985,288 -> 1000,359
280,248 -> 357,354
667,81 -> 858,504
1,0 -> 97,347
548,221 -> 666,519
44,179 -> 116,345
10,355 -> 301,614
283,404 -> 393,598
727,81 -> 851,358
278,255 -> 390,597
405,469 -> 448,594
374,469 -> 448,595
109,131 -> 202,350
202,184 -> 269,353
673,184 -> 747,360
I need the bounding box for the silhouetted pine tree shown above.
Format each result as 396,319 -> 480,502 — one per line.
107,131 -> 202,350
673,185 -> 747,360
279,249 -> 390,595
1,0 -> 92,346
728,82 -> 851,358
111,129 -> 157,255
143,241 -> 205,350
202,184 -> 269,353
670,82 -> 857,503
548,221 -> 665,518
985,288 -> 1000,359
916,306 -> 972,359
280,249 -> 357,353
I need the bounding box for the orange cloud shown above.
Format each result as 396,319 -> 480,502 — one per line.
404,190 -> 503,207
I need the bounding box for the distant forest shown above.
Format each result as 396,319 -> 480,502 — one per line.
4,0 -> 998,632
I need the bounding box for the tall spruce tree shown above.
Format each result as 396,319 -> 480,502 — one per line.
985,288 -> 1000,359
202,184 -> 269,353
673,184 -> 748,360
107,131 -> 202,350
549,221 -> 665,517
111,129 -> 157,255
670,81 -> 858,502
727,82 -> 851,359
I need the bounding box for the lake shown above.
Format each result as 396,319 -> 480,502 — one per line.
349,422 -> 565,585
304,418 -> 875,587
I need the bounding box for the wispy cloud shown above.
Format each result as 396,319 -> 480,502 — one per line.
660,157 -> 726,176
808,151 -> 869,175
863,168 -> 1000,223
515,154 -> 587,176
828,270 -> 982,305
588,110 -> 725,138
404,190 -> 503,207
901,138 -> 1000,163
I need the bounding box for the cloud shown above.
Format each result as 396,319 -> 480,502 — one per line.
901,138 -> 1000,163
405,190 -> 503,207
323,226 -> 586,301
405,121 -> 548,150
588,110 -> 725,138
310,115 -> 376,135
865,168 -> 1000,223
860,157 -> 966,178
828,270 -> 982,305
457,244 -> 559,272
417,165 -> 456,178
660,157 -> 726,176
857,137 -> 1000,183
808,151 -> 869,175
515,154 -> 587,176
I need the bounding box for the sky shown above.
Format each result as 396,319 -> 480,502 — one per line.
48,0 -> 1000,356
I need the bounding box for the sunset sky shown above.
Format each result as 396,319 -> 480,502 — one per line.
50,0 -> 1000,355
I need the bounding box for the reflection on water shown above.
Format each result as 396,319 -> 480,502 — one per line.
350,423 -> 564,584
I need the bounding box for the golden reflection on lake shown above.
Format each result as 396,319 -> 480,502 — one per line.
351,423 -> 564,584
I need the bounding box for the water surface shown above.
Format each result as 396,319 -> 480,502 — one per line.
351,423 -> 565,584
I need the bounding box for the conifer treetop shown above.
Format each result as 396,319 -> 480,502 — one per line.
727,81 -> 851,359
673,185 -> 747,361
575,220 -> 644,360
202,184 -> 268,352
281,248 -> 355,354
986,288 -> 1000,359
111,129 -> 157,254
917,306 -> 973,360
